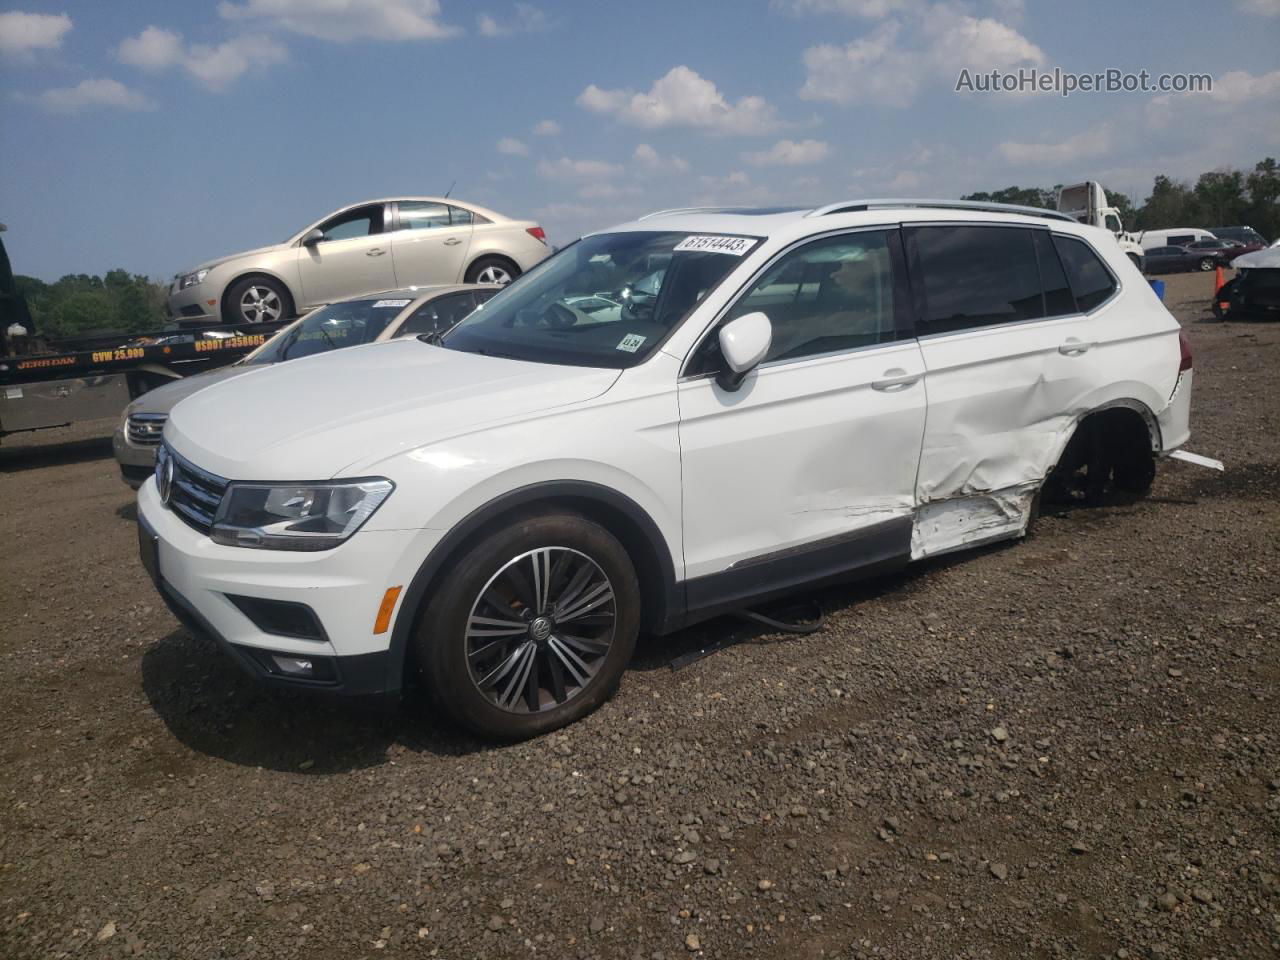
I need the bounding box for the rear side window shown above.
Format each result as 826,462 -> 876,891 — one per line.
1052,235 -> 1117,312
1032,230 -> 1075,317
908,225 -> 1044,334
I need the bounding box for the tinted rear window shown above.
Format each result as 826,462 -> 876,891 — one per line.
1052,235 -> 1117,312
909,225 -> 1044,334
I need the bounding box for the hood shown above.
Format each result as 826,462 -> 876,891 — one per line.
1231,247 -> 1280,270
183,242 -> 291,276
127,365 -> 261,416
165,340 -> 621,480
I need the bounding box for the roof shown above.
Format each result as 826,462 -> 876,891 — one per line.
345,283 -> 501,302
598,199 -> 1091,245
1231,248 -> 1280,269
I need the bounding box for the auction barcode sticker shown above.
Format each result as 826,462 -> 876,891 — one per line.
373,299 -> 412,308
673,235 -> 756,256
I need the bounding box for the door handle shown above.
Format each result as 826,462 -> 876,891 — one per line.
1058,337 -> 1092,356
442,237 -> 462,246
366,248 -> 386,257
871,368 -> 920,391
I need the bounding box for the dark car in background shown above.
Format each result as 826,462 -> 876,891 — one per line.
1206,226 -> 1267,254
1143,245 -> 1226,274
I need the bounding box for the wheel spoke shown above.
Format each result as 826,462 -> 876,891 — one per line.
547,635 -> 590,687
497,643 -> 536,709
555,562 -> 595,613
523,650 -> 541,712
557,581 -> 613,623
478,640 -> 530,691
557,630 -> 611,656
529,549 -> 552,615
468,613 -> 527,637
501,563 -> 537,611
546,649 -> 567,704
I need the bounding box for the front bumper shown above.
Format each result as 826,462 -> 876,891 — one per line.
113,421 -> 159,487
137,478 -> 438,699
166,280 -> 221,326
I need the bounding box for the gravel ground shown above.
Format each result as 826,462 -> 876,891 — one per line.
2,270 -> 1277,959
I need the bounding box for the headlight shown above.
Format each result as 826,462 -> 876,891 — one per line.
179,269 -> 209,289
210,479 -> 394,551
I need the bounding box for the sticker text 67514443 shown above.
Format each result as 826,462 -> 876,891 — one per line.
672,235 -> 756,256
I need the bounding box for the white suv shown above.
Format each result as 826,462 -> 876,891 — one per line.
138,201 -> 1195,739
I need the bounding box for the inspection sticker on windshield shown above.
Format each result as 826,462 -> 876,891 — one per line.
372,299 -> 411,309
616,333 -> 647,353
673,235 -> 754,256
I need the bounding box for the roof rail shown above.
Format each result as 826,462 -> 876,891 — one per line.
637,206 -> 750,221
806,198 -> 1076,223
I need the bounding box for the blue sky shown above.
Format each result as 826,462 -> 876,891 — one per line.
3,0 -> 1278,282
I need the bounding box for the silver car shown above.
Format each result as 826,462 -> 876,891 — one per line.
117,284 -> 499,485
167,197 -> 547,326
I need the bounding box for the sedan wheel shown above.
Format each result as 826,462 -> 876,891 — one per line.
240,284 -> 283,321
477,263 -> 513,285
1198,258 -> 1215,272
466,547 -> 616,714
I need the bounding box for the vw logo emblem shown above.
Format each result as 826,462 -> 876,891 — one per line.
158,456 -> 175,506
530,617 -> 553,642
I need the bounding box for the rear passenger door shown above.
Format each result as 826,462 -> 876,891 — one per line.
389,201 -> 474,285
905,223 -> 1111,557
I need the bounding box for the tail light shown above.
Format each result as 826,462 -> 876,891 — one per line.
1178,330 -> 1193,371
526,226 -> 547,244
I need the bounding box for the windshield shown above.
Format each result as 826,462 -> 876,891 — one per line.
246,297 -> 409,364
441,231 -> 759,368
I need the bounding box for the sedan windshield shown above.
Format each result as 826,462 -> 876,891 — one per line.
441,231 -> 759,368
247,297 -> 409,364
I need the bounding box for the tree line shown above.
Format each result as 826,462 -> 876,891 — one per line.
963,157 -> 1279,240
13,270 -> 169,339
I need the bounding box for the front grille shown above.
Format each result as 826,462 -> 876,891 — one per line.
127,413 -> 167,446
159,444 -> 228,535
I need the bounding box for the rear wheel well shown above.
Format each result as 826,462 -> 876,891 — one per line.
1047,404 -> 1158,502
220,272 -> 296,323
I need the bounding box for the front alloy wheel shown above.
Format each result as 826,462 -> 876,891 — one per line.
240,284 -> 283,321
466,547 -> 616,714
416,512 -> 640,739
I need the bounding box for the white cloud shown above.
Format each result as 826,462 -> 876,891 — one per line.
188,36 -> 288,91
578,65 -> 782,135
1147,69 -> 1280,127
1236,0 -> 1280,12
497,136 -> 529,156
117,26 -> 184,70
117,26 -> 287,91
217,0 -> 458,42
800,10 -> 1043,107
478,3 -> 546,36
578,182 -> 642,200
997,124 -> 1111,166
537,156 -> 624,181
35,78 -> 153,113
532,119 -> 560,136
633,143 -> 690,173
0,11 -> 72,55
773,0 -> 917,16
744,138 -> 831,166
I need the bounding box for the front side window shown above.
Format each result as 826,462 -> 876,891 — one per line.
442,231 -> 757,368
247,298 -> 406,363
909,225 -> 1044,334
316,205 -> 384,242
1104,213 -> 1122,233
399,292 -> 481,336
723,230 -> 900,364
1052,235 -> 1117,312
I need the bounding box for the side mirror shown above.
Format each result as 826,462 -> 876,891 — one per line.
301,228 -> 324,247
715,311 -> 772,391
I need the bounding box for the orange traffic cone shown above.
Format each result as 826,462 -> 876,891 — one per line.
1214,265 -> 1229,318
1214,265 -> 1224,292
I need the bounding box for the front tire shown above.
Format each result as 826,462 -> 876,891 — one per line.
465,256 -> 520,286
415,511 -> 640,739
224,276 -> 293,325
1198,257 -> 1215,272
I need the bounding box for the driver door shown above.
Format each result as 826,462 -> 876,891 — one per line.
677,229 -> 926,609
389,201 -> 474,285
296,203 -> 396,309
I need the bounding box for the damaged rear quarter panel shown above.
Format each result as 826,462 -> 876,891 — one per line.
910,286 -> 1180,558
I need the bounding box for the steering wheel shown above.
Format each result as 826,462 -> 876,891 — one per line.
544,302 -> 577,328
